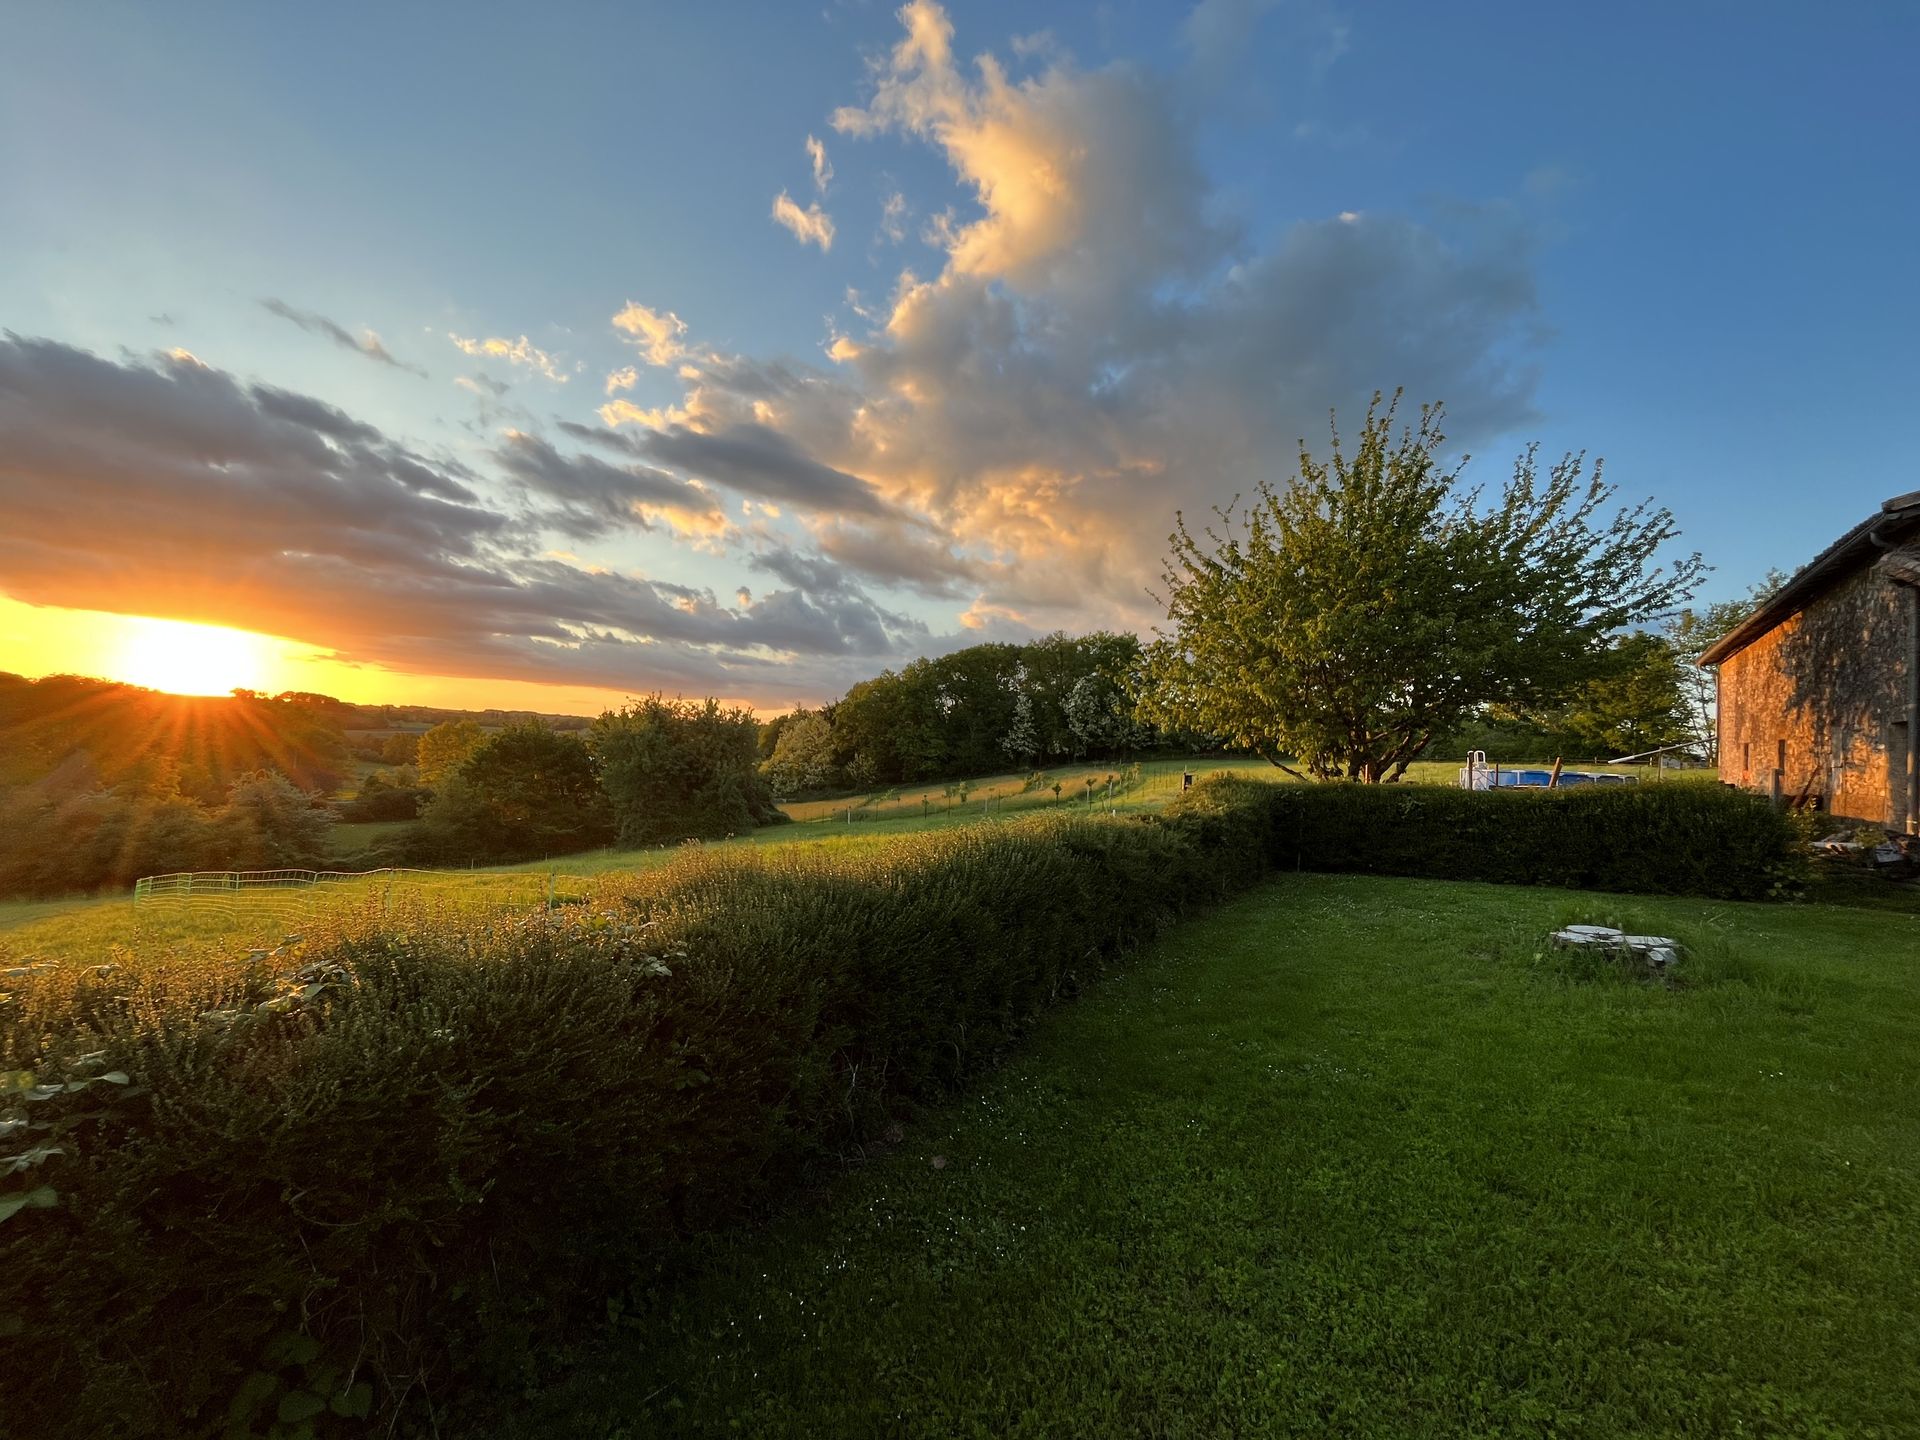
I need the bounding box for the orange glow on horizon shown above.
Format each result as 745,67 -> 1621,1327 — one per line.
0,595 -> 779,717
110,615 -> 288,696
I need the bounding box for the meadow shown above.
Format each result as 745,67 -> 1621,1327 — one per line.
0,756 -> 1716,965
0,755 -> 1711,965
501,874 -> 1920,1438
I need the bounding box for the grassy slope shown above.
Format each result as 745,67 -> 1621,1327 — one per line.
501,875 -> 1920,1439
0,757 -> 1719,959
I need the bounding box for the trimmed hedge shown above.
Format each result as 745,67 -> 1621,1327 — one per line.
0,777 -> 1799,1436
1236,778 -> 1804,899
0,789 -> 1266,1439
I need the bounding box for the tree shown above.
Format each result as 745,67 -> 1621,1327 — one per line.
761,710 -> 840,796
1544,632 -> 1693,758
380,732 -> 421,766
417,719 -> 485,787
1142,395 -> 1704,782
214,770 -> 332,869
1664,570 -> 1787,761
591,696 -> 779,846
1063,672 -> 1139,758
1001,686 -> 1039,767
422,721 -> 611,859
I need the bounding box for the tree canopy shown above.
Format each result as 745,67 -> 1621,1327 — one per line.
1141,395 -> 1705,781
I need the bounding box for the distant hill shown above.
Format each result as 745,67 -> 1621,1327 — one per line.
0,672 -> 359,801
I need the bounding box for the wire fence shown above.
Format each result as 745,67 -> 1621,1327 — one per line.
125,866 -> 591,953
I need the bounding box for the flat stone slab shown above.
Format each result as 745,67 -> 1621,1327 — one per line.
1549,926 -> 1682,968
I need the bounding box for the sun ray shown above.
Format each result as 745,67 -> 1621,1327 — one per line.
110,616 -> 285,697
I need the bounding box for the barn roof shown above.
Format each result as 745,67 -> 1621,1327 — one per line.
1699,489 -> 1920,667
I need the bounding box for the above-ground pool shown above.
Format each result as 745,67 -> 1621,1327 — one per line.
1456,753 -> 1639,790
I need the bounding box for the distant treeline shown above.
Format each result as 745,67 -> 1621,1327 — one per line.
757,632 -> 1208,796
387,697 -> 781,866
0,675 -> 354,897
0,673 -> 350,798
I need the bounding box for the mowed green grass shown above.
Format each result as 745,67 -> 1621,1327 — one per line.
499,876 -> 1920,1439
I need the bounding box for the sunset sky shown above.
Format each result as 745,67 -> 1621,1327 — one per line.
3,1 -> 1913,714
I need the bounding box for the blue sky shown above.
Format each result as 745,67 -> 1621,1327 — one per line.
2,1 -> 1914,709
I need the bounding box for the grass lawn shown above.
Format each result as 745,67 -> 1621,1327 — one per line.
498,875 -> 1920,1438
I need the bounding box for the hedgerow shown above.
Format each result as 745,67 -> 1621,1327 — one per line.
0,777 -> 1800,1436
0,789 -> 1260,1438
1240,778 -> 1804,899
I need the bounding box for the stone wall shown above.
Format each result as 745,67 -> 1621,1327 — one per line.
1717,566 -> 1914,827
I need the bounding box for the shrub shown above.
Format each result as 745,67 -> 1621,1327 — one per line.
1239,777 -> 1802,899
0,791 -> 1255,1438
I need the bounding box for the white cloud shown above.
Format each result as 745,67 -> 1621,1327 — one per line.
447,332 -> 568,382
805,133 -> 833,192
612,0 -> 1544,638
610,302 -> 689,366
605,365 -> 639,395
879,190 -> 909,244
771,190 -> 836,251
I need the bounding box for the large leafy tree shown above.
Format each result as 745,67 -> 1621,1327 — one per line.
1142,395 -> 1704,782
416,718 -> 485,788
1543,632 -> 1693,758
419,721 -> 612,859
592,696 -> 779,845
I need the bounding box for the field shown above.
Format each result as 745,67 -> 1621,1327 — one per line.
501,874 -> 1920,1438
0,757 -> 1716,964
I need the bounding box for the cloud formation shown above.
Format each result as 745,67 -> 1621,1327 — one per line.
0,334 -> 932,702
771,191 -> 836,251
637,0 -> 1541,631
448,332 -> 568,381
805,133 -> 833,192
611,302 -> 688,366
261,298 -> 428,377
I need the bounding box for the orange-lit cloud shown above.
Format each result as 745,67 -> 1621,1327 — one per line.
771,191 -> 836,251
448,332 -> 568,381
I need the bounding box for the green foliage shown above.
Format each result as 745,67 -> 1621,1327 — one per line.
214,771 -> 334,870
824,632 -> 1154,788
0,792 -> 1265,1437
593,696 -> 778,845
1142,394 -> 1705,781
0,770 -> 330,898
0,674 -> 348,798
1529,631 -> 1694,758
414,722 -> 612,862
415,718 -> 486,788
760,709 -> 840,797
1235,777 -> 1803,899
377,732 -> 420,767
332,770 -> 425,823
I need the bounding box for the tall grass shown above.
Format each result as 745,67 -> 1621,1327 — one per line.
0,790 -> 1264,1439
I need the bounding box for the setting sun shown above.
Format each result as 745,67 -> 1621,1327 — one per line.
110,615 -> 285,696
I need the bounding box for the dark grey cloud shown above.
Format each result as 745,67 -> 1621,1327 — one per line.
0,334 -> 929,703
493,431 -> 723,540
260,298 -> 430,378
561,417 -> 900,520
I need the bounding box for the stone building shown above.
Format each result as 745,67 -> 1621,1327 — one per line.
1702,490 -> 1920,832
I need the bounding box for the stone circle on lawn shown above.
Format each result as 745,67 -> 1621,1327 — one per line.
1549,924 -> 1682,972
